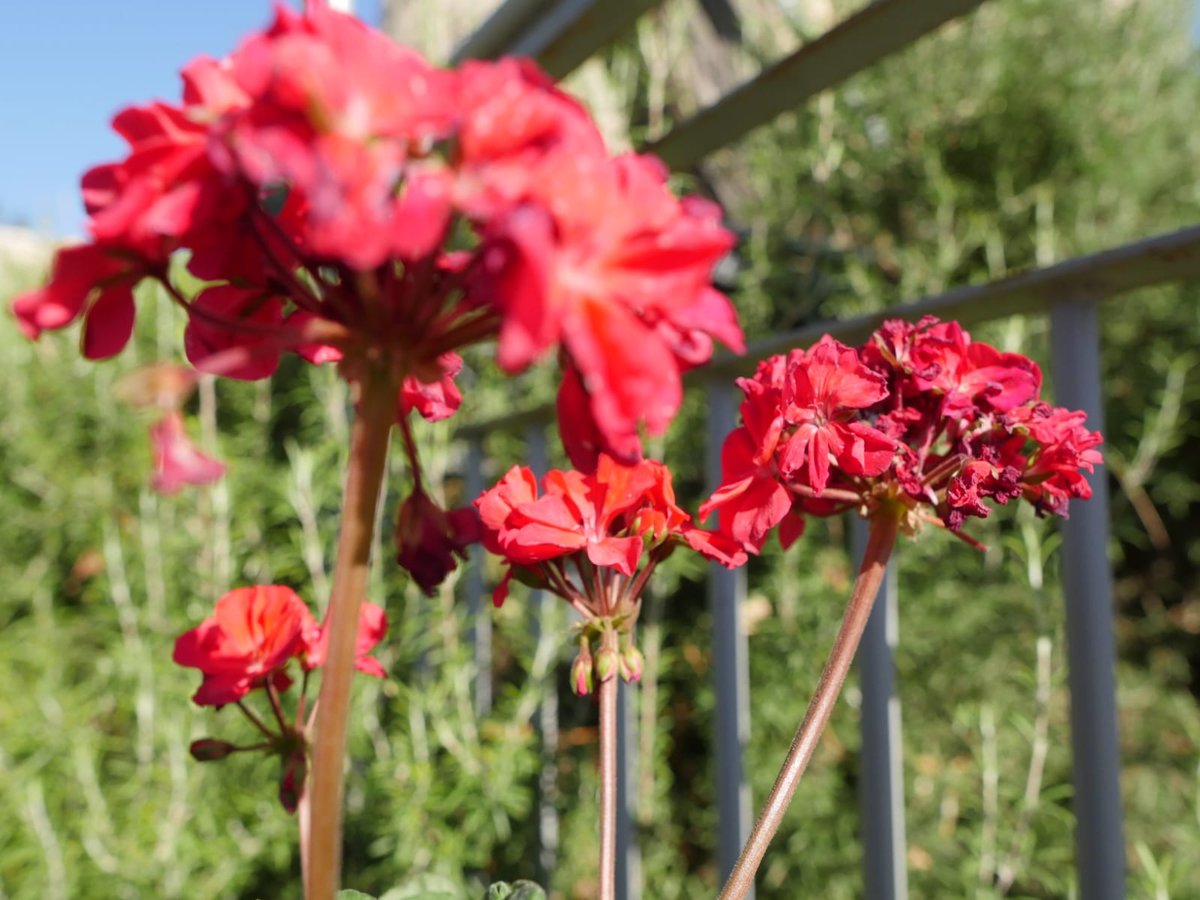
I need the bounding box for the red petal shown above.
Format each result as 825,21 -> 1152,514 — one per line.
81,283 -> 136,360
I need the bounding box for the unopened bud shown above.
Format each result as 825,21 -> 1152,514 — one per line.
278,750 -> 308,815
618,644 -> 645,684
570,651 -> 594,697
594,646 -> 619,683
189,738 -> 236,762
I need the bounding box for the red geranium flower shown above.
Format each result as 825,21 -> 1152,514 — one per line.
476,454 -> 744,693
300,601 -> 389,679
173,585 -> 311,706
702,317 -> 1103,553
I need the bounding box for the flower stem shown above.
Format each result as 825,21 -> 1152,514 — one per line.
719,512 -> 900,900
306,372 -> 396,900
597,671 -> 619,900
299,785 -> 312,891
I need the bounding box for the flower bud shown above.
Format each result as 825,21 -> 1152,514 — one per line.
618,643 -> 645,684
278,749 -> 308,815
570,648 -> 594,697
189,738 -> 236,762
594,645 -> 619,684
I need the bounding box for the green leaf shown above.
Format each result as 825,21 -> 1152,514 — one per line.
377,873 -> 465,900
486,880 -> 547,900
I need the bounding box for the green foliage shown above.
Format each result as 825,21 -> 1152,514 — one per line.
486,880 -> 547,900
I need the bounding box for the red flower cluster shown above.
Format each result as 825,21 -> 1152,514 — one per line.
476,454 -> 744,693
173,584 -> 385,813
11,4 -> 740,472
173,584 -> 386,707
702,318 -> 1103,553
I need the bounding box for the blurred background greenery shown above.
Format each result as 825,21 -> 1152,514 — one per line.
2,0 -> 1199,897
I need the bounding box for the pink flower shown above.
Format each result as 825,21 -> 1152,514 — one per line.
173,585 -> 311,706
149,412 -> 226,495
398,352 -> 463,423
300,601 -> 389,679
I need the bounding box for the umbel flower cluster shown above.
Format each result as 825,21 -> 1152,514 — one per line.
173,585 -> 386,811
702,316 -> 1104,551
10,3 -> 742,589
475,454 -> 746,694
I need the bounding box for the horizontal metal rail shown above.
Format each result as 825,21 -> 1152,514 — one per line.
457,223 -> 1200,439
647,0 -> 990,169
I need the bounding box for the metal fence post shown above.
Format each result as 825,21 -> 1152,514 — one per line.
853,517 -> 908,900
464,439 -> 492,718
1049,298 -> 1126,900
706,379 -> 754,893
525,425 -> 561,884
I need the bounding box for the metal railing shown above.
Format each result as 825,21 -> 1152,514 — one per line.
444,0 -> 1200,896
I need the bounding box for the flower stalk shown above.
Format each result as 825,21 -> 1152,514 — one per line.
597,660 -> 619,900
719,511 -> 900,900
307,371 -> 397,900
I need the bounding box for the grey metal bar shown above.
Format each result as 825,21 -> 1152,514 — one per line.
615,679 -> 642,899
456,225 -> 1200,440
647,0 -> 989,170
513,0 -> 665,79
853,517 -> 908,900
707,378 -> 753,893
1049,299 -> 1126,900
525,425 -> 561,884
449,0 -> 554,64
465,440 -> 493,718
451,0 -> 663,79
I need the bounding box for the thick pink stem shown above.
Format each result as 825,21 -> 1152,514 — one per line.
720,513 -> 900,900
598,672 -> 618,900
306,373 -> 395,900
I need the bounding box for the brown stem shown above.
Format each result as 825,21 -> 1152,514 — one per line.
237,700 -> 276,740
719,512 -> 900,900
597,670 -> 619,900
306,372 -> 396,900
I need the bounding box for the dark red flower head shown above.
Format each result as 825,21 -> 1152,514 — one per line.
702,317 -> 1102,554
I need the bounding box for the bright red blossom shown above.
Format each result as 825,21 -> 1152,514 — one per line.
702,317 -> 1103,553
173,586 -> 310,706
10,4 -> 740,505
478,455 -> 743,602
477,455 -> 745,694
173,585 -> 387,707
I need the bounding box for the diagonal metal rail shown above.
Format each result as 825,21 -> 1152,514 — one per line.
458,224 -> 1200,438
646,0 -> 991,169
451,0 -> 665,79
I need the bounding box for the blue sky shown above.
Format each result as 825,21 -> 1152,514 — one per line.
2,1 -> 1198,237
0,0 -> 381,237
